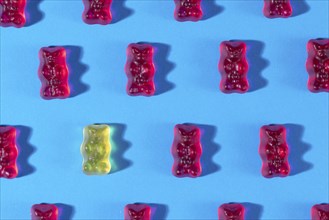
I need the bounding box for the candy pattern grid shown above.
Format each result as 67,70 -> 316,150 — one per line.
263,0 -> 292,18
259,125 -> 290,178
125,43 -> 156,96
311,204 -> 329,220
306,39 -> 329,93
38,46 -> 70,100
171,124 -> 202,177
81,124 -> 111,175
82,0 -> 112,25
0,0 -> 26,28
124,204 -> 151,220
174,0 -> 203,22
218,203 -> 245,220
0,126 -> 18,179
31,204 -> 58,220
218,41 -> 249,93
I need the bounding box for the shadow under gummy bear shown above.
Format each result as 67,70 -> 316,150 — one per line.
242,202 -> 264,220
55,203 -> 75,220
201,0 -> 224,21
25,0 -> 44,27
149,203 -> 169,220
111,0 -> 134,24
291,0 -> 310,17
64,46 -> 89,98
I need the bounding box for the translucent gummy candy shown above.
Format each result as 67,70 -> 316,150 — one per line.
0,0 -> 26,28
124,204 -> 151,220
306,39 -> 329,93
174,0 -> 203,22
263,0 -> 292,18
31,204 -> 58,220
81,124 -> 111,175
259,125 -> 290,178
218,41 -> 249,93
311,204 -> 329,220
125,43 -> 156,96
82,0 -> 112,25
218,203 -> 245,220
171,124 -> 202,177
0,126 -> 18,179
38,46 -> 70,99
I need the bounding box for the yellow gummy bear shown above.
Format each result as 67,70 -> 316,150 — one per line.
81,124 -> 111,175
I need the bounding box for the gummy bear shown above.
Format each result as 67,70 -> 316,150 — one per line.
263,0 -> 292,18
125,43 -> 156,96
0,0 -> 26,28
0,126 -> 18,179
124,204 -> 151,220
306,39 -> 329,93
218,41 -> 249,93
259,124 -> 290,178
174,0 -> 203,22
81,124 -> 111,175
38,46 -> 70,100
82,0 -> 112,25
312,204 -> 329,220
31,204 -> 58,220
171,124 -> 202,177
218,203 -> 245,220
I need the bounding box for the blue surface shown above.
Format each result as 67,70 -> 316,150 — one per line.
1,0 -> 328,219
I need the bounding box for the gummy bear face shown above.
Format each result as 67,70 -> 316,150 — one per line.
312,204 -> 329,220
226,45 -> 244,61
125,43 -> 156,96
0,126 -> 18,179
124,204 -> 151,220
259,125 -> 290,178
0,0 -> 26,27
263,0 -> 292,18
82,0 -> 112,25
174,0 -> 203,22
306,39 -> 329,93
218,204 -> 245,220
31,204 -> 58,220
81,124 -> 111,175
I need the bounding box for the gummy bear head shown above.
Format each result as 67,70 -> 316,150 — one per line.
177,126 -> 199,143
131,45 -> 152,62
313,42 -> 329,58
225,44 -> 244,60
181,0 -> 199,8
128,209 -> 145,219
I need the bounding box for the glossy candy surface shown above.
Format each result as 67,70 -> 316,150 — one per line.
171,124 -> 202,177
0,126 -> 18,179
174,0 -> 203,22
81,124 -> 111,175
82,0 -> 112,25
125,43 -> 155,96
306,39 -> 329,93
218,203 -> 245,220
0,0 -> 26,27
311,204 -> 329,220
263,0 -> 292,18
38,47 -> 70,99
259,125 -> 290,178
31,204 -> 58,220
219,41 -> 249,93
124,204 -> 151,220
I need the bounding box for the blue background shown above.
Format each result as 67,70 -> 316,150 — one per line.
1,0 -> 328,219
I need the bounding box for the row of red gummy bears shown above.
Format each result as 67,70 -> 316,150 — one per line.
37,40 -> 329,100
1,0 -> 294,28
0,123 -> 318,179
27,202 -> 329,220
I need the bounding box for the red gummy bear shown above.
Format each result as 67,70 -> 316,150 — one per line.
312,204 -> 329,220
31,204 -> 58,220
124,204 -> 151,220
171,124 -> 202,178
82,0 -> 112,25
38,46 -> 70,100
263,0 -> 292,18
218,203 -> 245,220
259,125 -> 290,178
0,0 -> 26,28
0,126 -> 18,179
174,0 -> 203,22
306,39 -> 329,93
125,43 -> 156,96
218,41 -> 249,93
